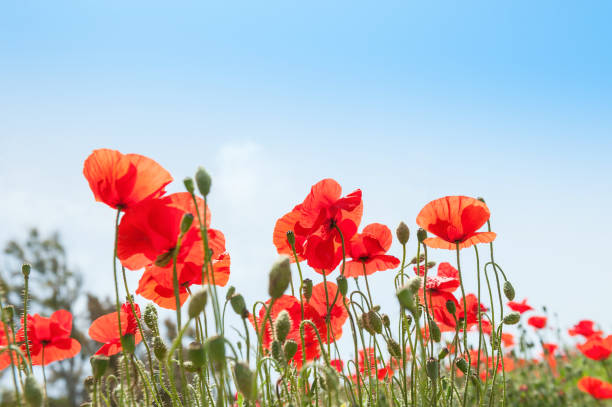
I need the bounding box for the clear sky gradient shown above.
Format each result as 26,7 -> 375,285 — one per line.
1,1 -> 611,341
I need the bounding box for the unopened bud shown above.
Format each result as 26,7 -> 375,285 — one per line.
90,355 -> 109,379
396,222 -> 410,245
381,314 -> 390,329
426,261 -> 436,269
24,375 -> 43,407
503,312 -> 521,325
180,213 -> 194,234
284,340 -> 298,361
367,310 -> 382,335
143,304 -> 159,333
2,305 -> 14,324
426,358 -> 438,381
195,166 -> 212,197
183,361 -> 199,373
503,281 -> 515,301
233,362 -> 257,401
204,335 -> 225,365
409,254 -> 426,265
153,337 -> 167,361
429,320 -> 441,342
387,338 -> 402,359
274,310 -> 292,343
456,357 -> 468,374
269,257 -> 291,299
286,230 -> 296,246
22,264 -> 31,278
120,334 -> 136,354
336,275 -> 348,297
438,347 -> 449,359
445,300 -> 456,315
402,315 -> 413,332
187,342 -> 205,368
188,290 -> 208,319
302,278 -> 313,301
271,340 -> 283,362
183,177 -> 195,194
230,294 -> 247,317
225,286 -> 236,301
417,228 -> 427,243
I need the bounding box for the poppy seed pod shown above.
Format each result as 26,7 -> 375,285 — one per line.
230,294 -> 247,317
183,177 -> 195,194
286,230 -> 296,246
409,254 -> 426,265
381,314 -> 390,329
153,336 -> 167,361
274,310 -> 292,343
195,166 -> 212,197
396,222 -> 410,245
24,375 -> 43,407
120,334 -> 136,354
187,342 -> 206,368
233,362 -> 257,401
22,263 -> 31,278
302,278 -> 313,301
426,261 -> 436,269
284,339 -> 298,360
188,290 -> 208,319
438,347 -> 449,359
445,300 -> 456,315
204,335 -> 226,365
426,358 -> 439,381
503,281 -> 515,301
271,340 -> 284,362
268,256 -> 292,299
336,275 -> 348,297
180,213 -> 194,234
143,304 -> 159,332
429,320 -> 441,342
417,228 -> 428,243
90,355 -> 109,379
387,338 -> 402,359
503,312 -> 521,325
225,286 -> 236,301
456,357 -> 469,374
2,305 -> 14,324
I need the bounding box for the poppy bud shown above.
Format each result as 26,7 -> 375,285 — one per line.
336,275 -> 348,297
381,314 -> 390,329
284,339 -> 298,361
368,310 -> 382,335
233,362 -> 257,401
445,300 -> 456,315
387,338 -> 402,359
225,286 -> 236,301
503,281 -> 515,301
154,251 -> 174,268
24,375 -> 43,407
180,213 -> 194,235
153,336 -> 167,361
22,263 -> 31,278
426,261 -> 436,269
271,340 -> 284,362
195,166 -> 212,197
286,230 -> 296,246
426,358 -> 438,381
274,310 -> 292,343
456,357 -> 468,374
188,290 -> 208,319
121,334 -> 136,354
397,285 -> 416,311
183,177 -> 195,194
409,254 -> 426,265
302,278 -> 313,301
438,347 -> 449,359
417,228 -> 427,243
230,294 -> 247,317
361,313 -> 376,335
204,335 -> 225,365
503,312 -> 520,325
429,320 -> 441,342
90,355 -> 109,379
408,276 -> 422,293
143,304 -> 159,332
188,342 -> 206,368
477,197 -> 486,203
2,305 -> 14,324
396,222 -> 410,245
268,257 -> 291,299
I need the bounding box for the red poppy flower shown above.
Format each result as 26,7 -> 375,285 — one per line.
273,179 -> 363,273
569,320 -> 602,339
83,149 -> 173,210
16,310 -> 81,365
136,229 -> 230,309
577,335 -> 612,361
507,298 -> 533,314
249,295 -> 326,368
527,316 -> 547,330
416,196 -> 496,250
89,303 -> 142,356
306,282 -> 349,341
117,192 -> 210,270
330,359 -> 343,373
456,294 -> 487,330
578,377 -> 612,400
419,263 -> 460,331
344,223 -> 400,278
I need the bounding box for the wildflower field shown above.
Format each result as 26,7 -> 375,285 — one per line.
0,148 -> 609,407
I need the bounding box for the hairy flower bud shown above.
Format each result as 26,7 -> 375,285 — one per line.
503,281 -> 515,301
387,338 -> 402,359
381,314 -> 390,329
180,213 -> 194,234
143,303 -> 159,332
445,300 -> 456,315
286,230 -> 296,246
204,335 -> 226,366
188,290 -> 208,319
268,257 -> 291,299
271,340 -> 284,362
302,278 -> 313,301
284,340 -> 298,361
25,375 -> 43,407
402,315 -> 413,332
396,222 -> 410,245
22,263 -> 31,278
225,286 -> 236,301
2,305 -> 14,324
336,275 -> 348,297
368,310 -> 382,335
409,254 -> 426,265
90,355 -> 109,379
417,228 -> 427,243
456,357 -> 468,374
274,310 -> 292,343
153,336 -> 167,361
426,358 -> 438,381
438,347 -> 449,359
503,312 -> 521,325
188,342 -> 206,368
183,177 -> 195,194
233,362 -> 257,401
230,294 -> 247,318
429,320 -> 441,342
195,166 -> 212,197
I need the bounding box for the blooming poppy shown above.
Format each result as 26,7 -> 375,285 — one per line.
577,335 -> 612,361
527,316 -> 547,330
344,223 -> 400,278
117,192 -> 210,270
83,149 -> 173,210
419,262 -> 461,331
569,320 -> 602,339
456,294 -> 488,330
273,179 -> 363,273
16,310 -> 81,365
89,303 -> 142,356
416,196 -> 496,250
577,377 -> 612,400
507,298 -> 533,314
136,229 -> 230,309
306,282 -> 349,341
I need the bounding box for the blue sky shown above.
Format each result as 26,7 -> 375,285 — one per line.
1,1 -> 611,346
